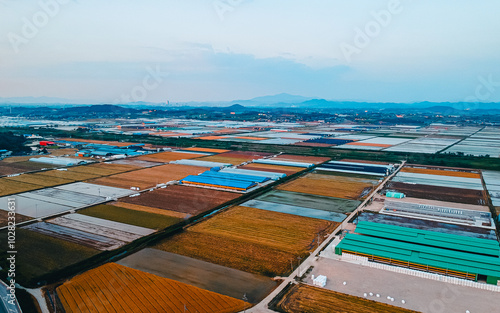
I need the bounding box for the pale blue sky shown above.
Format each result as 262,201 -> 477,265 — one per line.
0,0 -> 499,103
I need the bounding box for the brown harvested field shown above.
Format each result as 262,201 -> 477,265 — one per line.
69,162 -> 139,176
155,206 -> 336,276
112,201 -> 188,219
34,169 -> 101,181
0,210 -> 31,227
384,181 -> 486,205
239,163 -> 303,175
0,165 -> 28,176
45,148 -> 79,156
276,284 -> 418,313
90,164 -> 205,190
57,263 -> 250,313
182,147 -> 231,153
0,156 -> 37,163
4,173 -> 74,187
278,173 -> 375,200
120,185 -> 239,215
118,249 -> 277,304
272,154 -> 331,164
0,161 -> 56,175
401,167 -> 481,178
135,151 -> 203,162
0,179 -> 43,196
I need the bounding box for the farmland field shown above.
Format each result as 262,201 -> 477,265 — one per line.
154,206 -> 336,276
118,248 -> 277,303
112,201 -> 188,218
35,169 -> 102,181
276,284 -> 418,313
4,173 -> 74,187
77,204 -> 181,230
69,162 -> 139,176
401,166 -> 481,178
120,185 -> 239,215
0,179 -> 43,196
135,151 -> 203,162
0,228 -> 99,284
90,164 -> 205,189
0,159 -> 57,176
57,262 -> 250,313
384,181 -> 486,205
257,190 -> 360,214
278,173 -> 375,200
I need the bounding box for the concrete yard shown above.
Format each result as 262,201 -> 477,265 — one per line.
306,257 -> 500,313
117,248 -> 278,304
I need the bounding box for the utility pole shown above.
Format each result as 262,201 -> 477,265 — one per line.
297,256 -> 302,279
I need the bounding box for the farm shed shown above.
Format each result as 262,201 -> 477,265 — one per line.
317,160 -> 392,176
29,157 -> 87,166
181,175 -> 257,191
335,224 -> 500,284
199,171 -> 270,184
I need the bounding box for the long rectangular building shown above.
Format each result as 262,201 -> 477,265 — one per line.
335,221 -> 500,284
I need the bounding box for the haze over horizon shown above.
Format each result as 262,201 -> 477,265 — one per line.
1,0 -> 499,104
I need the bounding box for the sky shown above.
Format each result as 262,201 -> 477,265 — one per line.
0,0 -> 499,104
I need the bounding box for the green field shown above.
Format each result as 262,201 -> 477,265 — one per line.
78,204 -> 182,230
0,228 -> 99,285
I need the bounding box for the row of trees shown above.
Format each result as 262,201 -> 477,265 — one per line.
0,131 -> 31,154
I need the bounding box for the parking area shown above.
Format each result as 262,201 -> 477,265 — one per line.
306,257 -> 500,313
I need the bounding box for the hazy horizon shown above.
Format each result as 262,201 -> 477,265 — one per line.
1,1 -> 499,104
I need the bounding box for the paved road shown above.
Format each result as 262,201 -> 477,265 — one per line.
0,280 -> 22,313
243,161 -> 406,312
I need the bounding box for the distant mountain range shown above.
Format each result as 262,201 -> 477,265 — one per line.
1,94 -> 499,111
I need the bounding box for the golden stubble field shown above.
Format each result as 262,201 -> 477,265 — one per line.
57,263 -> 250,313
154,206 -> 337,276
276,284 -> 418,313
